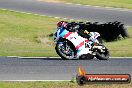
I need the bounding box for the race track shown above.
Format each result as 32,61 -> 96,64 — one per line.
0,57 -> 131,80
0,0 -> 132,81
0,0 -> 132,25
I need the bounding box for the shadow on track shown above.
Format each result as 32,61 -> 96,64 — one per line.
19,57 -> 102,61
20,57 -> 62,60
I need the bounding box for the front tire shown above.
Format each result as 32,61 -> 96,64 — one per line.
55,39 -> 76,60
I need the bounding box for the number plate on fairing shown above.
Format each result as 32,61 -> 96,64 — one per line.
85,41 -> 93,48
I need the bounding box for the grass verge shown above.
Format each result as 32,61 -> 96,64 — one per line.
105,30 -> 132,57
61,0 -> 132,9
0,9 -> 65,57
0,81 -> 132,88
0,9 -> 132,57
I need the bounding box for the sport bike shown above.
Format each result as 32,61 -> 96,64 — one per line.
53,27 -> 110,60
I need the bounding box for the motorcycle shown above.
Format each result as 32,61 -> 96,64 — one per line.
53,26 -> 110,60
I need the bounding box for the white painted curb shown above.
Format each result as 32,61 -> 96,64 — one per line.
1,9 -> 132,27
7,56 -> 132,59
1,9 -> 79,21
1,80 -> 71,82
65,2 -> 132,12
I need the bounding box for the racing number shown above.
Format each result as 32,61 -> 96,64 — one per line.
85,41 -> 92,48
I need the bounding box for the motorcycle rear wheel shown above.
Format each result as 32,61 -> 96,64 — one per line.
95,46 -> 110,60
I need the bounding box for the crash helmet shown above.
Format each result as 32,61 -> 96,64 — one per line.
57,21 -> 68,28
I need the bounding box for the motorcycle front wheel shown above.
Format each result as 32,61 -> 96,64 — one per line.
55,39 -> 77,60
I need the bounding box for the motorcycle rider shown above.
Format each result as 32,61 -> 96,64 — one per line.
57,21 -> 98,43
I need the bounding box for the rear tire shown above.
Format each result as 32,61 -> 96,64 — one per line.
95,47 -> 110,60
96,52 -> 109,60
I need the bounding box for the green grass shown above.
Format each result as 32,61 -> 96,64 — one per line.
0,81 -> 132,88
62,0 -> 132,9
0,9 -> 65,57
0,9 -> 132,57
105,30 -> 132,57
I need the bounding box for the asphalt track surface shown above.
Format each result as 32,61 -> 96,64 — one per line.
0,0 -> 132,81
0,0 -> 132,26
0,57 -> 132,80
